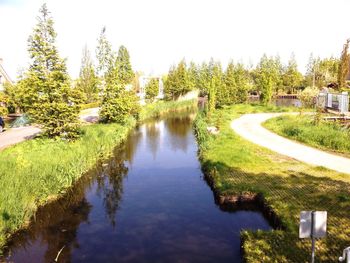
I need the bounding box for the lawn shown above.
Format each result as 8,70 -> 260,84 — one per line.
264,114 -> 350,157
0,99 -> 197,253
194,104 -> 350,262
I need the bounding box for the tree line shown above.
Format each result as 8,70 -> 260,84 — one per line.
164,44 -> 349,111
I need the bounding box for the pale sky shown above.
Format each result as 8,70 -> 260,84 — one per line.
0,0 -> 349,80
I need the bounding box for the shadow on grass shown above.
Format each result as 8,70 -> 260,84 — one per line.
201,159 -> 350,262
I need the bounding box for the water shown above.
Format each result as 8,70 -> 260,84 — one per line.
4,114 -> 272,262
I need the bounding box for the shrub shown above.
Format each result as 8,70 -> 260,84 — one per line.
299,86 -> 319,108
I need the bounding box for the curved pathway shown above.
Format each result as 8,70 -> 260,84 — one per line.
231,113 -> 350,175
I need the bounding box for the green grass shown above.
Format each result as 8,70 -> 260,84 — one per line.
139,99 -> 197,121
0,120 -> 135,249
194,104 -> 350,262
264,114 -> 350,156
0,98 -> 197,252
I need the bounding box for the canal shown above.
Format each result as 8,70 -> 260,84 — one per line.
4,113 -> 271,262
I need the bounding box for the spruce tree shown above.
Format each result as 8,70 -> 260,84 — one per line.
24,4 -> 80,138
115,45 -> 134,86
100,47 -> 140,123
224,61 -> 237,104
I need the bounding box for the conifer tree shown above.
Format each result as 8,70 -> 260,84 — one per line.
99,46 -> 140,123
23,4 -> 80,138
255,54 -> 280,104
115,45 -> 134,86
224,61 -> 237,104
145,78 -> 159,101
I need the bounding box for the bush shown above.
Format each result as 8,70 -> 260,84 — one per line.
0,106 -> 8,117
100,90 -> 140,123
299,86 -> 319,108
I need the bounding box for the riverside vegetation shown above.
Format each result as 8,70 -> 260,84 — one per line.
0,99 -> 197,253
264,114 -> 350,157
194,104 -> 350,262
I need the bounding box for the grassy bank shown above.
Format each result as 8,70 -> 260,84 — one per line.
139,99 -> 197,121
0,99 -> 197,252
264,114 -> 350,156
194,104 -> 350,262
0,120 -> 135,249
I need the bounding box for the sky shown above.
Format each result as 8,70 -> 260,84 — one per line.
0,0 -> 349,80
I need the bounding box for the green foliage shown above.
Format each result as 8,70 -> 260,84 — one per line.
76,45 -> 99,103
208,61 -> 222,114
282,53 -> 303,93
0,92 -> 8,116
145,78 -> 159,100
20,4 -> 80,139
305,54 -> 339,88
0,106 -> 8,117
198,62 -> 211,96
338,39 -> 350,89
99,44 -> 139,124
164,59 -> 194,100
255,54 -> 282,104
115,45 -> 134,86
80,102 -> 100,110
299,86 -> 319,108
100,87 -> 140,123
264,114 -> 350,155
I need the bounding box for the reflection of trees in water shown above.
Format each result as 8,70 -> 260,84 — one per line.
5,142 -> 134,262
164,115 -> 192,152
96,156 -> 128,227
123,127 -> 142,165
145,122 -> 160,159
5,172 -> 93,263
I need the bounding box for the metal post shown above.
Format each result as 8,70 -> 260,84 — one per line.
311,211 -> 315,263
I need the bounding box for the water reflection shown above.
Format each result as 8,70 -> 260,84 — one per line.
163,114 -> 193,152
96,157 -> 128,227
145,122 -> 160,159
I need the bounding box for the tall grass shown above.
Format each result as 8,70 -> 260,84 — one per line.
139,99 -> 197,121
264,114 -> 350,156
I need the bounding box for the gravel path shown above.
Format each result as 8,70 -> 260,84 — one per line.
231,113 -> 350,175
0,126 -> 41,150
